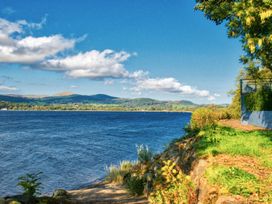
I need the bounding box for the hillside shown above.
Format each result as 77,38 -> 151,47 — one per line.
0,94 -> 199,111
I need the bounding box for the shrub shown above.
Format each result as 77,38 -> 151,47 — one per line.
148,160 -> 194,204
125,175 -> 145,196
136,145 -> 153,163
106,160 -> 135,184
245,86 -> 272,111
17,172 -> 42,203
190,108 -> 218,129
215,108 -> 232,120
119,160 -> 134,172
52,189 -> 68,199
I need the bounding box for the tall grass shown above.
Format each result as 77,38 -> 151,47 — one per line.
106,160 -> 135,184
136,144 -> 153,163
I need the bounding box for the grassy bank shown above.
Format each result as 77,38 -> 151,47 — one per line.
194,126 -> 272,202
103,108 -> 272,203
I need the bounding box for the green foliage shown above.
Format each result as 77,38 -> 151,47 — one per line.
196,0 -> 272,116
228,89 -> 241,119
196,0 -> 272,71
228,68 -> 272,118
0,101 -> 199,112
136,145 -> 153,163
206,165 -> 259,197
0,94 -> 200,112
124,175 -> 144,196
194,126 -> 272,165
199,127 -> 272,201
148,160 -> 194,204
106,161 -> 135,184
17,172 -> 42,203
190,108 -> 218,129
215,108 -> 232,120
245,86 -> 272,111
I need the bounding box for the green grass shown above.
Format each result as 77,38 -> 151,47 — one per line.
194,126 -> 272,165
194,126 -> 272,201
205,165 -> 259,197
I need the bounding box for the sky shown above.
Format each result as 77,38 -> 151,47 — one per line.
0,0 -> 243,104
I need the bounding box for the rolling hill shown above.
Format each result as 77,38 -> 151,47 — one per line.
0,93 -> 198,107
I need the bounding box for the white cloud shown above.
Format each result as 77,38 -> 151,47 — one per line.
41,50 -> 131,79
70,85 -> 79,89
0,17 -> 218,102
0,85 -> 17,91
0,18 -> 75,63
208,96 -> 215,101
1,7 -> 16,15
104,80 -> 114,85
129,70 -> 149,80
132,77 -> 215,98
0,18 -> 22,35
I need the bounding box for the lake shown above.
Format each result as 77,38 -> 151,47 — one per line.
0,111 -> 191,196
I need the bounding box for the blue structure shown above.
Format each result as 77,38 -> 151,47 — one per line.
240,79 -> 272,129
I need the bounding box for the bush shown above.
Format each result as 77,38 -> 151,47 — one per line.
125,175 -> 144,196
136,145 -> 153,163
215,108 -> 232,120
106,161 -> 135,184
119,160 -> 134,172
190,108 -> 218,130
17,172 -> 42,203
52,189 -> 68,199
148,160 -> 195,204
245,86 -> 272,111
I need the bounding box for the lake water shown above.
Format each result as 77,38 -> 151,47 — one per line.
0,111 -> 191,196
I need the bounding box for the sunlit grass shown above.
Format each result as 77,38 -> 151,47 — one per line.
194,126 -> 272,201
194,126 -> 272,165
205,165 -> 259,197
105,160 -> 136,184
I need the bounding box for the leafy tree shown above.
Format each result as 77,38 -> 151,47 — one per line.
195,0 -> 272,72
196,0 -> 272,116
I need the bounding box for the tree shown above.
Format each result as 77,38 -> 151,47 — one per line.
196,0 -> 272,117
195,0 -> 272,73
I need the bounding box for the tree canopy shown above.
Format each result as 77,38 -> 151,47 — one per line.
196,0 -> 272,74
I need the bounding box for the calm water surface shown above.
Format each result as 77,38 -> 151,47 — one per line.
0,111 -> 191,195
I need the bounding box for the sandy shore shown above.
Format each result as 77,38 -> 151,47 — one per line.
67,182 -> 148,204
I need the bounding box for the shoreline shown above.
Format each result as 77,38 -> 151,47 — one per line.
0,109 -> 193,113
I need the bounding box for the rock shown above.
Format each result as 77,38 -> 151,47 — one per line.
52,189 -> 68,199
207,187 -> 219,203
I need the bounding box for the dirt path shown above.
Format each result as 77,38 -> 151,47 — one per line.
67,182 -> 148,204
218,119 -> 265,131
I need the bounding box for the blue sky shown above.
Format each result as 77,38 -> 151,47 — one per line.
0,0 -> 243,104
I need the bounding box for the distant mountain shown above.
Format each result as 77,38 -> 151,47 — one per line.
0,93 -> 198,107
0,95 -> 35,103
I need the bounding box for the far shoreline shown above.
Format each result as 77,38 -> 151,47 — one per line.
0,109 -> 193,113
